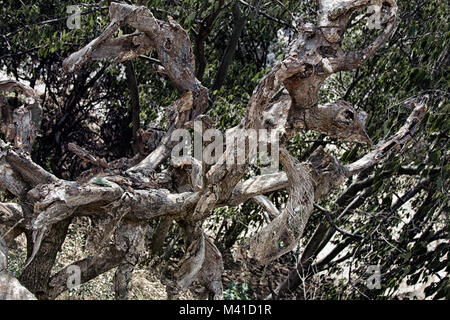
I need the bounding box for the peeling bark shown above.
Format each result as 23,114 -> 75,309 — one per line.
0,272 -> 37,300
47,221 -> 145,300
243,148 -> 314,265
0,80 -> 42,154
252,195 -> 280,221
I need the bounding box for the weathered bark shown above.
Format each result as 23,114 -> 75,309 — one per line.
0,203 -> 25,245
5,149 -> 58,186
174,224 -> 224,299
151,217 -> 172,255
172,156 -> 204,191
68,143 -> 108,169
112,222 -> 145,300
1,0 -> 431,300
242,148 -> 314,264
0,234 -> 30,300
345,98 -> 428,175
197,236 -> 224,300
114,261 -> 135,300
0,159 -> 28,198
270,184 -> 372,298
0,272 -> 37,300
272,99 -> 429,298
0,235 -> 7,271
0,80 -> 42,154
252,195 -> 280,221
19,219 -> 71,299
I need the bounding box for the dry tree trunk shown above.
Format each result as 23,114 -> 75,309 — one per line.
0,0 -> 430,300
1,232 -> 36,299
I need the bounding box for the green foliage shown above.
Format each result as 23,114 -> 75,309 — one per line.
223,282 -> 250,300
89,177 -> 113,188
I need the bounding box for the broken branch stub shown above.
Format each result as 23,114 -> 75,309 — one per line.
62,2 -> 208,104
0,80 -> 42,154
346,96 -> 428,176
